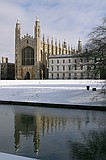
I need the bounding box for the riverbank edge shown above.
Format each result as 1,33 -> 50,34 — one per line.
0,152 -> 37,160
0,100 -> 106,111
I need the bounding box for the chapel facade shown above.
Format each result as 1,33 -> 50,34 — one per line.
15,17 -> 47,80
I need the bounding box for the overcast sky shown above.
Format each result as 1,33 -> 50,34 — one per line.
0,0 -> 106,62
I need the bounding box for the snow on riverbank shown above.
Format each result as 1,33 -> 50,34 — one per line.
0,80 -> 105,106
0,79 -> 105,85
0,152 -> 37,160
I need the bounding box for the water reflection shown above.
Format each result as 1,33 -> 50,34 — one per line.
0,105 -> 106,159
70,129 -> 106,160
14,111 -> 72,157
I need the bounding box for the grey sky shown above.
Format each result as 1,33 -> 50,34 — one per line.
0,0 -> 106,62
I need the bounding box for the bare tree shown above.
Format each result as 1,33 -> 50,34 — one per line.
84,17 -> 106,79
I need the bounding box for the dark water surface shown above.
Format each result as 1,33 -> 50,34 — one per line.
0,104 -> 106,160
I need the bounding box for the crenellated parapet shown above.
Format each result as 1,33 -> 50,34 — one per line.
21,34 -> 34,40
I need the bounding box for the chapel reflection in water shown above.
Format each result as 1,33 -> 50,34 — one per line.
14,109 -> 106,158
14,112 -> 72,156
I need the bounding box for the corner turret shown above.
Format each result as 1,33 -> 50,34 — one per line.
15,18 -> 21,42
78,38 -> 82,53
34,16 -> 41,61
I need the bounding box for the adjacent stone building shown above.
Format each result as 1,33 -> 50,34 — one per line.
0,57 -> 15,80
49,54 -> 83,79
49,53 -> 101,79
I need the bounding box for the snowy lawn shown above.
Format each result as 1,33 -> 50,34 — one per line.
0,80 -> 105,106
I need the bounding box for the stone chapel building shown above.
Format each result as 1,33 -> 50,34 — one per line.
15,17 -> 49,80
15,17 -> 82,80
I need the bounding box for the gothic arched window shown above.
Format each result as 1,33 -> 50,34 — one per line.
22,47 -> 34,65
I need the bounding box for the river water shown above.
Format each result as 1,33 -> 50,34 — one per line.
0,104 -> 106,160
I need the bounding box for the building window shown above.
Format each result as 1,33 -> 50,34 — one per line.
52,46 -> 53,55
63,73 -> 65,79
69,59 -> 71,63
75,59 -> 77,63
57,66 -> 59,71
62,49 -> 64,54
63,66 -> 65,70
51,66 -> 53,71
57,73 -> 59,79
22,47 -> 34,65
57,60 -> 59,64
68,65 -> 71,70
68,73 -> 71,79
59,48 -> 61,54
51,60 -> 53,64
41,50 -> 43,61
74,65 -> 77,70
55,47 -> 57,55
63,59 -> 65,63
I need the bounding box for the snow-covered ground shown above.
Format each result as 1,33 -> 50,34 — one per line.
0,79 -> 105,106
0,152 -> 37,160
